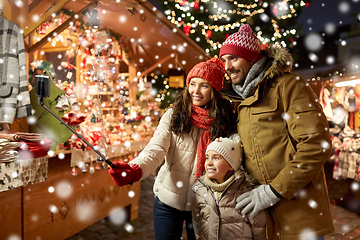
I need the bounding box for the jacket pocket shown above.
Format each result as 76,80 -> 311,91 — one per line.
0,84 -> 13,98
157,163 -> 173,184
292,100 -> 321,114
292,100 -> 326,134
250,98 -> 278,115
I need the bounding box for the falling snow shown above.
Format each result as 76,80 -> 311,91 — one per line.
299,228 -> 317,240
108,207 -> 127,225
118,223 -> 132,234
281,112 -> 291,121
351,182 -> 359,191
176,181 -> 184,188
55,181 -> 73,199
304,33 -> 322,51
76,202 -> 96,222
7,235 -> 21,240
308,199 -> 318,209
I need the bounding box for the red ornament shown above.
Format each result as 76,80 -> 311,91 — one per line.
193,2 -> 199,10
261,43 -> 268,50
305,2 -> 310,7
206,30 -> 213,38
81,58 -> 86,68
273,6 -> 278,15
71,167 -> 77,176
225,33 -> 230,40
180,0 -> 186,6
290,38 -> 293,42
183,25 -> 191,35
39,25 -> 46,35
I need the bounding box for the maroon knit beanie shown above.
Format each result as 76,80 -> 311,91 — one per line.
186,58 -> 225,92
219,24 -> 261,63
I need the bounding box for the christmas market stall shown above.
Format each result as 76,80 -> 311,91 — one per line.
0,0 -> 208,239
297,15 -> 360,213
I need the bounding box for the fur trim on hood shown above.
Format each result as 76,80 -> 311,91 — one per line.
262,44 -> 293,79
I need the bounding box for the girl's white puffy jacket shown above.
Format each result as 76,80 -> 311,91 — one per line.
130,108 -> 204,211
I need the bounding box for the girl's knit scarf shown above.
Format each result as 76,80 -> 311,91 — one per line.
190,105 -> 213,180
204,172 -> 236,201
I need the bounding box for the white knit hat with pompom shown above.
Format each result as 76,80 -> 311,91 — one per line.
206,133 -> 242,170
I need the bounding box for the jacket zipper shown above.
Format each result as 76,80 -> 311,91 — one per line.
198,180 -> 221,215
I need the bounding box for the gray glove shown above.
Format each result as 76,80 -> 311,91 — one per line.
235,185 -> 280,218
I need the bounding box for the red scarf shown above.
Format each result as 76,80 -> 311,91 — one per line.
190,105 -> 213,180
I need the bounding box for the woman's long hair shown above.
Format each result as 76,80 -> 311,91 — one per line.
170,85 -> 237,140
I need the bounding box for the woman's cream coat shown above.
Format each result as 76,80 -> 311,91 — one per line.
131,108 -> 202,211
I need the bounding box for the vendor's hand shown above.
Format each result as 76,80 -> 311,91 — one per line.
235,185 -> 280,218
107,161 -> 142,186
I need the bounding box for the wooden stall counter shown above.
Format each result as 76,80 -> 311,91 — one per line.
23,153 -> 140,240
0,153 -> 141,240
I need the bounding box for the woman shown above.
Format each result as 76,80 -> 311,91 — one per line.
108,58 -> 237,240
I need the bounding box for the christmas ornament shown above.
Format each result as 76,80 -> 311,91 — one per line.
71,167 -> 77,176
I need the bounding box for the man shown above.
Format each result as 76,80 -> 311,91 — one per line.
219,24 -> 334,240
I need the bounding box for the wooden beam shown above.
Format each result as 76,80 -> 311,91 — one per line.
28,2 -> 97,54
138,43 -> 155,63
29,0 -> 42,13
20,0 -> 29,30
124,38 -> 138,66
139,53 -> 175,78
174,53 -> 184,70
23,0 -> 71,37
10,0 -> 20,24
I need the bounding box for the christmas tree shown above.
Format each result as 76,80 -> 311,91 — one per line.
158,0 -> 310,57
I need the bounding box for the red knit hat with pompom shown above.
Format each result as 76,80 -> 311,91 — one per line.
186,58 -> 225,92
219,24 -> 261,62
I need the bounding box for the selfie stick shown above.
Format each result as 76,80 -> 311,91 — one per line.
35,75 -> 114,168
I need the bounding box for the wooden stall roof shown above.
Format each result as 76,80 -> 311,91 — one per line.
25,0 -> 210,76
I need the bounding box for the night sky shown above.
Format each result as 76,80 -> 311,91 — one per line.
298,0 -> 360,35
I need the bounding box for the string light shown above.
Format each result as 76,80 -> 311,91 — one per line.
163,0 -> 306,53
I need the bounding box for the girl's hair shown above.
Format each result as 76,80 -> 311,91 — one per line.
170,85 -> 237,140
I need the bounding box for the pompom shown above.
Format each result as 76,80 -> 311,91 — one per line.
230,133 -> 241,142
208,57 -> 225,70
239,24 -> 252,33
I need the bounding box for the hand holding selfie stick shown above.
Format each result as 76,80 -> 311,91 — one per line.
34,75 -> 115,168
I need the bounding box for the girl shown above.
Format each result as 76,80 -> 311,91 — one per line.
192,135 -> 266,240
